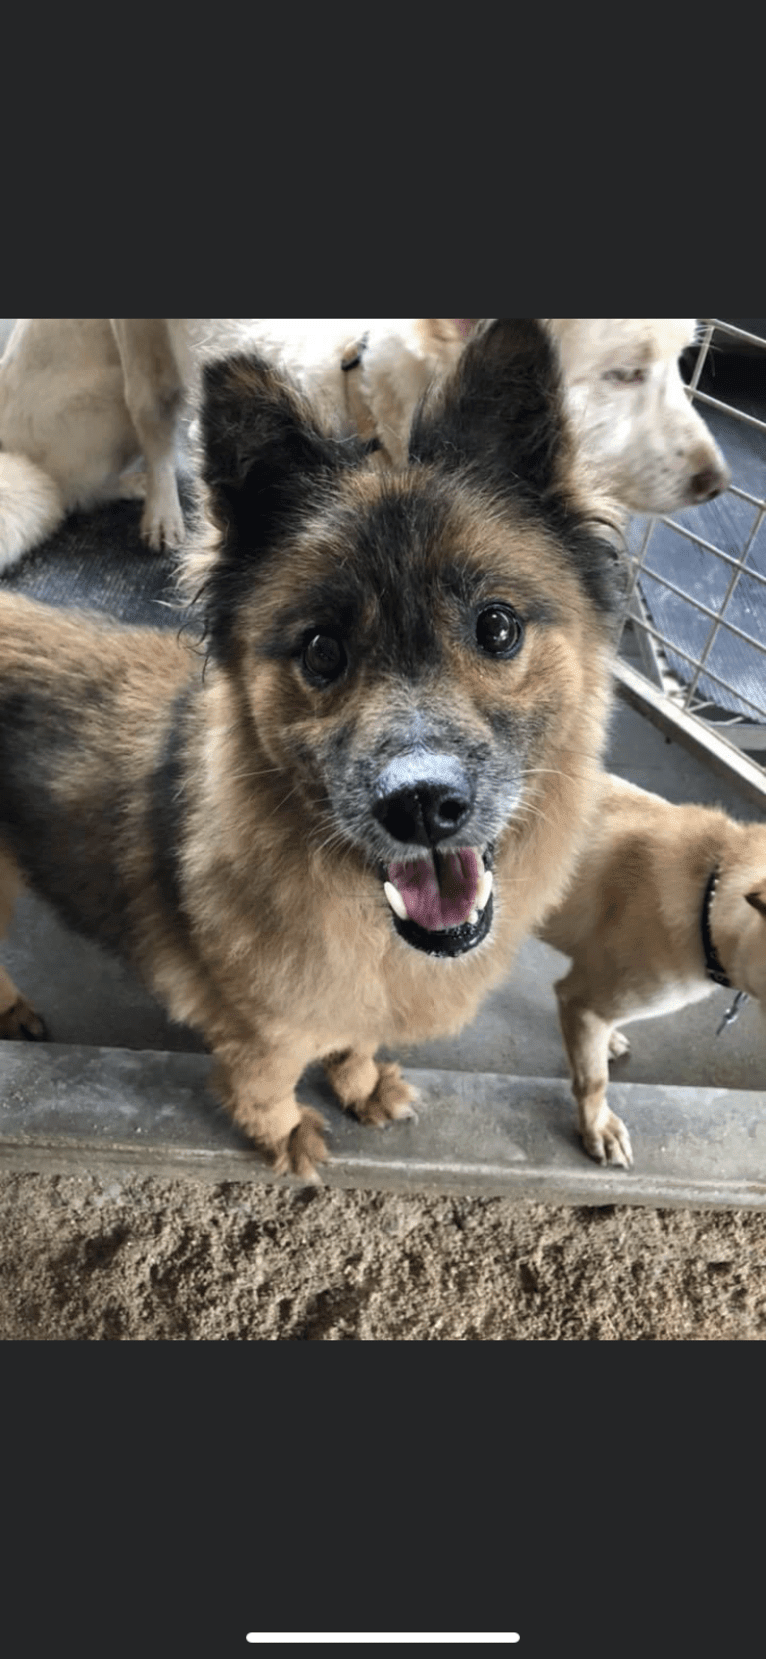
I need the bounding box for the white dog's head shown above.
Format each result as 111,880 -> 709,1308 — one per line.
547,319 -> 731,515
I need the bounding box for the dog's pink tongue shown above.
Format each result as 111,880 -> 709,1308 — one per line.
388,849 -> 480,930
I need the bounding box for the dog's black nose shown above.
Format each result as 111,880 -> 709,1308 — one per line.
690,462 -> 730,502
372,752 -> 475,846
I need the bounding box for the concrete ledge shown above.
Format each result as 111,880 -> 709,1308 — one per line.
1,1041 -> 765,1209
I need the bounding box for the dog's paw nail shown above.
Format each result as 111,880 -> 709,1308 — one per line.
0,998 -> 48,1042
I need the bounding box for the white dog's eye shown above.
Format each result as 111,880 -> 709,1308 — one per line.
602,366 -> 647,385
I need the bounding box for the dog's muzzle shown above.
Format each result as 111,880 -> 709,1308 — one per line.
372,752 -> 495,957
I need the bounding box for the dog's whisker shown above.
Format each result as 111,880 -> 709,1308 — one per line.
229,767 -> 283,784
522,759 -> 604,781
513,801 -> 557,832
262,783 -> 305,820
522,766 -> 586,785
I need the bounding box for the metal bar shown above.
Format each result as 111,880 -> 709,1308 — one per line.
641,514 -> 766,576
704,320 -> 766,350
682,503 -> 766,709
627,618 -> 766,720
725,483 -> 766,510
625,592 -> 665,688
613,660 -> 766,807
700,726 -> 766,752
688,387 -> 766,436
624,516 -> 659,606
686,321 -> 715,394
635,565 -> 766,652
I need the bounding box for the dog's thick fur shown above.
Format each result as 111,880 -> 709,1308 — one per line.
0,320 -> 626,1178
538,774 -> 766,1168
0,317 -> 728,571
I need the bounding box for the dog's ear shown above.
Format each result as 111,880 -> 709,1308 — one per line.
409,319 -> 570,500
198,352 -> 362,546
186,353 -> 372,658
745,886 -> 766,919
410,318 -> 628,623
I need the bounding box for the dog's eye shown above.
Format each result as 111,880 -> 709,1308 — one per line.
302,632 -> 346,683
475,604 -> 523,658
602,367 -> 647,385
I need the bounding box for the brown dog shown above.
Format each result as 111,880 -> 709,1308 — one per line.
0,320 -> 626,1179
538,774 -> 766,1169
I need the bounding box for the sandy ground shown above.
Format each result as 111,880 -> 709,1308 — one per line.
2,1169 -> 766,1339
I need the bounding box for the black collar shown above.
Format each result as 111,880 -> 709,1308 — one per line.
340,331 -> 369,373
702,867 -> 751,1035
701,867 -> 732,988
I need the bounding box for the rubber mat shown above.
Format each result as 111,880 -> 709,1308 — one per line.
0,483 -> 199,633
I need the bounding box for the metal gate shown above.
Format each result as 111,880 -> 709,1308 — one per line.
614,318 -> 766,808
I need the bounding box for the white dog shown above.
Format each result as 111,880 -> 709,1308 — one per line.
0,317 -> 729,572
0,319 -> 465,568
547,318 -> 730,515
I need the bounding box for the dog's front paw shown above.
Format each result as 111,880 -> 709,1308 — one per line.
323,1049 -> 418,1128
582,1105 -> 633,1169
140,504 -> 186,552
608,1029 -> 631,1059
140,476 -> 186,551
352,1062 -> 419,1128
272,1106 -> 329,1183
0,994 -> 47,1041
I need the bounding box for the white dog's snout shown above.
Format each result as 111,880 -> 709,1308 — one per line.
689,451 -> 731,502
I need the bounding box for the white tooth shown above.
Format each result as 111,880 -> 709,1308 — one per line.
476,869 -> 493,912
468,910 -> 479,925
384,881 -> 408,921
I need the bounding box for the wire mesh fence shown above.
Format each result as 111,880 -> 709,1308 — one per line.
620,319 -> 766,786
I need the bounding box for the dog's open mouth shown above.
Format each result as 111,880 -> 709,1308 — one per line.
382,846 -> 494,957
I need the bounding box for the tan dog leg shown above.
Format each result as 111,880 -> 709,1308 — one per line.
110,320 -> 186,550
323,1048 -> 418,1126
115,471 -> 147,502
0,852 -> 46,1040
212,1041 -> 330,1181
554,979 -> 633,1168
0,963 -> 46,1040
